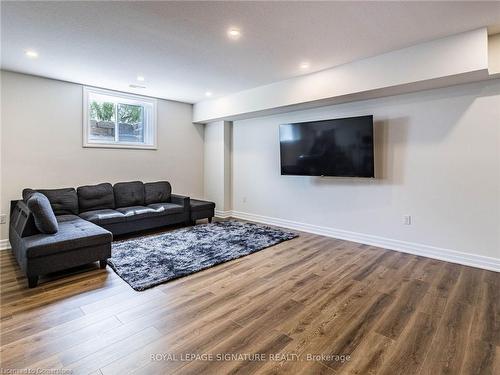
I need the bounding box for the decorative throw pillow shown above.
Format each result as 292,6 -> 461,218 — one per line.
22,188 -> 36,202
27,192 -> 59,234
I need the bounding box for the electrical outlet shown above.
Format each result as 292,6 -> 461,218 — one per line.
0,214 -> 6,224
403,215 -> 412,225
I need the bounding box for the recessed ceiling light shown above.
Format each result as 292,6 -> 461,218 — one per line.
25,50 -> 38,59
300,62 -> 310,70
136,75 -> 145,82
227,27 -> 241,40
129,84 -> 146,89
205,91 -> 213,97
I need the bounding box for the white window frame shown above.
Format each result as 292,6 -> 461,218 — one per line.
83,86 -> 158,149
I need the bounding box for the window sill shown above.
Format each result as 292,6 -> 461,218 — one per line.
83,142 -> 157,150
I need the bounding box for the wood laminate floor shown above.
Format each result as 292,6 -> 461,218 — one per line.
0,220 -> 499,375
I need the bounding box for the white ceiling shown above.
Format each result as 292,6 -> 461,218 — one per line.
2,1 -> 499,104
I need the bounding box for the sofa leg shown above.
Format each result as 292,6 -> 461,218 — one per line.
208,217 -> 213,223
99,260 -> 108,269
28,276 -> 38,288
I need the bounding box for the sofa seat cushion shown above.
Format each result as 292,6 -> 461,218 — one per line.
79,209 -> 127,225
23,216 -> 112,259
190,199 -> 216,212
78,183 -> 115,212
148,202 -> 184,215
116,206 -> 162,220
113,181 -> 145,208
57,214 -> 82,223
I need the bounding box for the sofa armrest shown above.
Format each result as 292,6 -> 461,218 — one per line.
11,200 -> 40,238
11,199 -> 21,216
170,194 -> 190,210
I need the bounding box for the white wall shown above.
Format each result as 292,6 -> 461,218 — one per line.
204,121 -> 225,210
0,71 -> 204,240
203,121 -> 231,212
223,121 -> 232,211
232,79 -> 500,264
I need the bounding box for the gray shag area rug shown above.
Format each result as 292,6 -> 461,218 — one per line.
108,221 -> 298,291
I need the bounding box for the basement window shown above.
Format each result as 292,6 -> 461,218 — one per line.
83,87 -> 157,149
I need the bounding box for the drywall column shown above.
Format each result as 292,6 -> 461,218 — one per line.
203,121 -> 232,215
489,33 -> 500,76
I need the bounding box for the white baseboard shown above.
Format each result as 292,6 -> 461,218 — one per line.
215,210 -> 232,219
0,239 -> 11,251
2,212 -> 497,272
230,210 -> 500,273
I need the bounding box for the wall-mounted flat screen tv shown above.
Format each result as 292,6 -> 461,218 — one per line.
279,115 -> 374,177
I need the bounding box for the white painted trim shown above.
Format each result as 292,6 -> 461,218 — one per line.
215,210 -> 232,219
0,239 -> 11,251
229,210 -> 500,273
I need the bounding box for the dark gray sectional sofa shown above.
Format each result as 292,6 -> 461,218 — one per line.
10,181 -> 191,287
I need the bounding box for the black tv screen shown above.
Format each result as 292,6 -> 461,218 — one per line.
280,115 -> 374,177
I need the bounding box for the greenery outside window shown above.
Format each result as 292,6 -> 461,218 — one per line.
83,87 -> 157,149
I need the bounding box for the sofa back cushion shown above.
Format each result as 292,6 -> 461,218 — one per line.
23,187 -> 78,215
77,183 -> 115,213
113,181 -> 145,207
26,193 -> 59,234
144,181 -> 171,204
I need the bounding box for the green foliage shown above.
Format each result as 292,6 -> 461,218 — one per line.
118,104 -> 142,124
90,101 -> 143,124
90,101 -> 115,121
